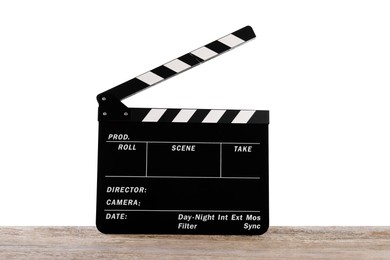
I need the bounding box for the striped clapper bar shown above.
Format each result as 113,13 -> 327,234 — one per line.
96,26 -> 269,235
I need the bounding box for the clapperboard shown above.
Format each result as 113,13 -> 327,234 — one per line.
96,26 -> 269,235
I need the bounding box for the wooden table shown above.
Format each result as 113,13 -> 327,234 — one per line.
1,227 -> 389,259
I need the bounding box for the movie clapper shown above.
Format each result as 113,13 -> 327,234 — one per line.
96,26 -> 269,235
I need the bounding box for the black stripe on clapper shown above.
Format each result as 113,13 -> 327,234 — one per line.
188,109 -> 210,123
158,109 -> 180,122
178,53 -> 203,66
218,110 -> 240,123
151,66 -> 176,79
107,78 -> 150,102
130,108 -> 151,122
232,26 -> 255,41
247,111 -> 270,124
206,41 -> 230,54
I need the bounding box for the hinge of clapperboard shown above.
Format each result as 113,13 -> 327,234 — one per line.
97,26 -> 265,123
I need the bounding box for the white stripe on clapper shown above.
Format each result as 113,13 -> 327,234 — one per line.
172,109 -> 197,123
218,34 -> 245,48
137,71 -> 164,85
164,59 -> 191,73
202,110 -> 226,123
191,47 -> 218,61
142,109 -> 167,122
231,110 -> 255,124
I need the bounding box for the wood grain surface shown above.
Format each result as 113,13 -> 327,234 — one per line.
0,227 -> 389,259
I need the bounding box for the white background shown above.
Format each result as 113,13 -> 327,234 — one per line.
0,0 -> 389,226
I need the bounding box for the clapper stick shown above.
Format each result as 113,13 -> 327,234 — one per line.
98,26 -> 256,102
97,26 -> 265,124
